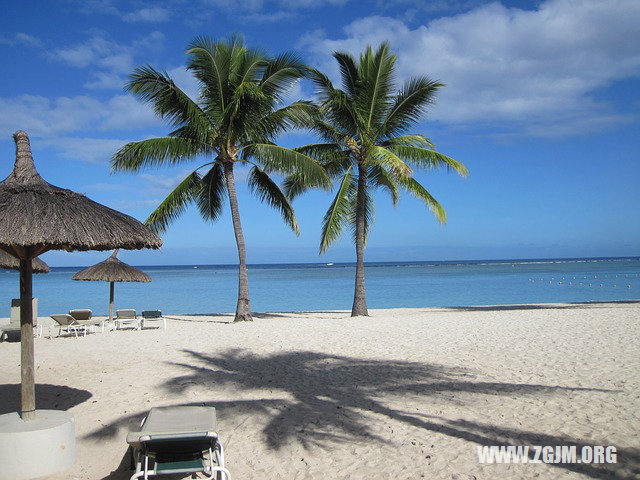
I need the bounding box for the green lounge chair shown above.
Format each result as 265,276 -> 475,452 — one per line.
115,309 -> 140,330
127,406 -> 230,480
69,309 -> 106,334
49,314 -> 88,338
141,310 -> 166,330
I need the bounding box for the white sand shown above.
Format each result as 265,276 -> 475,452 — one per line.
0,302 -> 639,479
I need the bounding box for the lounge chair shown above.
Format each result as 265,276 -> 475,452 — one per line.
115,309 -> 140,330
49,314 -> 88,338
127,406 -> 230,480
141,310 -> 166,330
0,298 -> 42,342
69,309 -> 106,334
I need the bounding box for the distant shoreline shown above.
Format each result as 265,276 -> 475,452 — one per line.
3,300 -> 639,323
11,255 -> 640,270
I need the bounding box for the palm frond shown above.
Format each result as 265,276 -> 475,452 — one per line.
283,149 -> 352,200
320,166 -> 355,253
145,171 -> 202,234
247,143 -> 331,189
237,49 -> 267,86
260,52 -> 305,101
382,134 -> 433,148
309,119 -> 350,144
248,166 -> 300,235
381,77 -> 443,138
387,146 -> 469,176
127,65 -> 213,143
307,67 -> 336,102
195,163 -> 226,221
368,164 -> 399,206
357,42 -> 396,131
293,142 -> 346,164
395,175 -> 446,223
251,101 -> 318,139
187,35 -> 245,121
333,51 -> 359,98
111,137 -> 209,172
370,145 -> 412,177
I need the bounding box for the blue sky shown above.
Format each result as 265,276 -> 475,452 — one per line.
1,0 -> 639,266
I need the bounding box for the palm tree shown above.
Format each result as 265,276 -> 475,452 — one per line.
285,42 -> 468,316
112,35 -> 329,322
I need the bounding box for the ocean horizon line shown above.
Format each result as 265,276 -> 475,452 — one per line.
22,254 -> 640,271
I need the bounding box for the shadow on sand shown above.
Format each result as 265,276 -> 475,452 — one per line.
87,349 -> 639,479
0,383 -> 92,415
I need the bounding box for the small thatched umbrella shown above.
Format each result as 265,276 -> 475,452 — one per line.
0,249 -> 50,273
72,250 -> 151,321
0,131 -> 162,420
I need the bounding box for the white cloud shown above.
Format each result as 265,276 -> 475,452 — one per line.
71,1 -> 170,23
193,0 -> 348,23
50,31 -> 164,90
278,0 -> 347,6
122,7 -> 170,23
0,32 -> 42,48
140,171 -> 190,191
0,94 -> 160,138
40,137 -> 130,164
300,0 -> 640,137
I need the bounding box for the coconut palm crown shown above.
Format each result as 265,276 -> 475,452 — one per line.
112,35 -> 330,322
285,42 -> 468,316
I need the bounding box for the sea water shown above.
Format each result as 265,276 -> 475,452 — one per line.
1,257 -> 638,317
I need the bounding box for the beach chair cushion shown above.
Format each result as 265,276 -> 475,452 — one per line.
10,298 -> 38,323
69,309 -> 92,321
50,314 -> 77,326
127,406 -> 229,480
141,310 -> 163,319
127,406 -> 217,447
116,309 -> 137,319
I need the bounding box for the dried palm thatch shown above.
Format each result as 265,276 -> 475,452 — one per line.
0,131 -> 162,255
0,131 -> 162,421
0,249 -> 49,273
73,251 -> 151,321
72,250 -> 151,283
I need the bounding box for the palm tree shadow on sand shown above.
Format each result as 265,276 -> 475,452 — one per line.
88,349 -> 639,479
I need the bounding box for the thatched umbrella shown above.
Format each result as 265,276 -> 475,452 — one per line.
0,249 -> 50,273
72,250 -> 151,321
0,131 -> 162,420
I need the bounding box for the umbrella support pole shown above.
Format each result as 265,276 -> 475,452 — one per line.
19,258 -> 35,421
109,281 -> 114,322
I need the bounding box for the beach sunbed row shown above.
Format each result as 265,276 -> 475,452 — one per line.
49,309 -> 166,338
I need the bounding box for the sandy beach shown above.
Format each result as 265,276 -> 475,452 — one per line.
0,302 -> 638,479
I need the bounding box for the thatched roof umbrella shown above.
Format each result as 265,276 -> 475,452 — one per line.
0,131 -> 162,421
0,249 -> 50,273
72,250 -> 151,321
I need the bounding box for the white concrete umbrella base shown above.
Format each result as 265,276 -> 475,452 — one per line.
0,410 -> 75,479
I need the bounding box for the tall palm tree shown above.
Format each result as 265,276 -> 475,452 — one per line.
285,42 -> 468,316
112,35 -> 329,322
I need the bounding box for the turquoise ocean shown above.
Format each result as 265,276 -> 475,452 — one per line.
1,257 -> 639,317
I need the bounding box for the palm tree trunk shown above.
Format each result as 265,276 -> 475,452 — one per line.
223,162 -> 253,322
351,163 -> 369,316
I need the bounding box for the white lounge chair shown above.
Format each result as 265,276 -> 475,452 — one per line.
127,406 -> 230,480
49,314 -> 88,338
69,309 -> 106,334
0,298 -> 42,342
115,309 -> 140,330
141,310 -> 166,330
